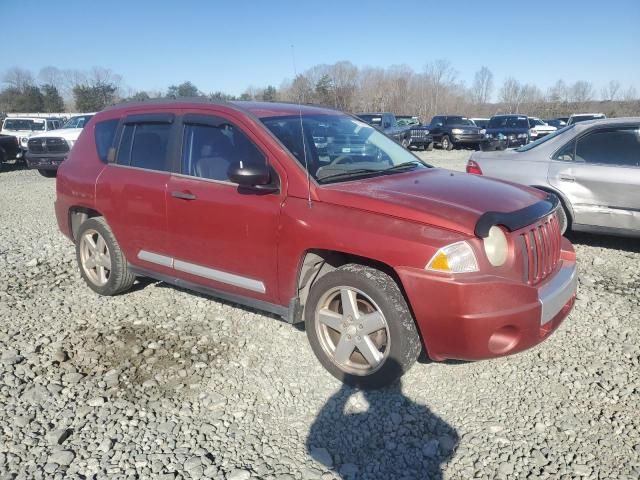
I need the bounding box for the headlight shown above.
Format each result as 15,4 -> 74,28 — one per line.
426,241 -> 479,273
483,226 -> 509,267
517,133 -> 528,139
480,129 -> 486,135
20,137 -> 29,146
423,129 -> 430,135
451,128 -> 463,134
485,133 -> 493,138
67,140 -> 75,148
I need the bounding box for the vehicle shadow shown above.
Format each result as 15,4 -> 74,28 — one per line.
566,231 -> 640,253
0,160 -> 28,173
306,360 -> 458,479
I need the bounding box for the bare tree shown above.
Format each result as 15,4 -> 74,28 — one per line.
2,67 -> 35,90
622,85 -> 638,102
569,81 -> 593,104
499,77 -> 524,112
601,80 -> 621,101
38,66 -> 66,90
471,66 -> 493,104
424,59 -> 457,114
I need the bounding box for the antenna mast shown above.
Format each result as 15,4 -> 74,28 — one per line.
291,44 -> 312,209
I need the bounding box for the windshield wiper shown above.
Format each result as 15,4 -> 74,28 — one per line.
382,160 -> 424,172
317,168 -> 383,183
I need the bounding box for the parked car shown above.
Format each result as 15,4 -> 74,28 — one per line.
545,118 -> 567,129
483,114 -> 533,150
528,117 -> 557,138
0,134 -> 20,164
428,115 -> 484,150
357,112 -> 412,148
470,118 -> 489,130
0,116 -> 63,160
25,113 -> 95,177
56,99 -> 577,388
396,115 -> 421,127
408,123 -> 434,151
467,117 -> 640,237
567,113 -> 606,125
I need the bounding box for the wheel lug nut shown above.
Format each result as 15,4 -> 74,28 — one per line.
356,336 -> 361,341
358,324 -> 363,329
347,335 -> 352,340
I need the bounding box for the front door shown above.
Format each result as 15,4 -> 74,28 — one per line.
165,111 -> 283,303
549,124 -> 640,231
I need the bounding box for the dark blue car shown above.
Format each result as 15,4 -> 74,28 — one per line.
483,115 -> 532,150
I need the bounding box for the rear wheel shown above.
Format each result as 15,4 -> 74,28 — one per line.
305,264 -> 421,388
441,135 -> 453,151
38,169 -> 57,178
76,217 -> 136,296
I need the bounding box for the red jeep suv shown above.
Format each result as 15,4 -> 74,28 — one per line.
55,100 -> 577,387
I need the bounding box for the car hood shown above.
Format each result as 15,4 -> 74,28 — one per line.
486,127 -> 529,134
29,128 -> 83,140
450,125 -> 482,132
319,168 -> 547,236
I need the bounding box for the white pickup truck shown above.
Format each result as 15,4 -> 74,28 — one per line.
0,117 -> 64,159
24,114 -> 94,177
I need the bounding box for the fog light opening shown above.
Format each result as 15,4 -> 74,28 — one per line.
488,325 -> 521,354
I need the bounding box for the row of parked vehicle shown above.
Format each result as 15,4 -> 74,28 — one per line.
357,111 -> 608,152
0,113 -> 94,176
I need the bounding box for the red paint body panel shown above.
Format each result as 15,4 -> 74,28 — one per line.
55,100 -> 577,363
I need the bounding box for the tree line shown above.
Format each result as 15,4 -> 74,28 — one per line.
1,63 -> 639,121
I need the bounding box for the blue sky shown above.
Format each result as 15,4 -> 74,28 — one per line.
2,0 -> 639,97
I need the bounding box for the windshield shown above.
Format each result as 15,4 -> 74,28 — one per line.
514,125 -> 575,152
62,115 -> 94,129
448,117 -> 474,126
2,119 -> 45,131
488,116 -> 529,129
472,119 -> 488,128
262,114 -> 429,184
530,118 -> 546,126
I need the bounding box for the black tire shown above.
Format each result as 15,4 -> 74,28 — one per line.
38,169 -> 57,178
305,264 -> 421,389
441,135 -> 453,151
75,217 -> 136,296
401,137 -> 410,149
425,141 -> 434,151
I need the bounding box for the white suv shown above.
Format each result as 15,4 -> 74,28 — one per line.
567,113 -> 606,125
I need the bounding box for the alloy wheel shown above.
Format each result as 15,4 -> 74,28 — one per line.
79,229 -> 112,286
315,286 -> 390,376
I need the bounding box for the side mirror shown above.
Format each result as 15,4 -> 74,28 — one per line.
383,122 -> 391,128
228,163 -> 278,193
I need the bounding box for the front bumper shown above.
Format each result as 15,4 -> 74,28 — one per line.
25,152 -> 66,171
451,134 -> 485,144
398,237 -> 577,361
410,134 -> 434,147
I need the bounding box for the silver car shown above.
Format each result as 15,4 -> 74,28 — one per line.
467,118 -> 640,237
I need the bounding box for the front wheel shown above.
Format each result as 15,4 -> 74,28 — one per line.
38,169 -> 57,178
441,135 -> 453,151
305,264 -> 421,388
557,203 -> 569,234
425,141 -> 434,151
401,137 -> 411,149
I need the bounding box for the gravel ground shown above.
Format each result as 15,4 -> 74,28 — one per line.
1,156 -> 639,480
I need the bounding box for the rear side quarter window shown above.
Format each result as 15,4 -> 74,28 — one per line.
95,119 -> 119,162
117,122 -> 172,171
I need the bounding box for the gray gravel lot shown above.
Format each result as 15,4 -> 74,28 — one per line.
1,154 -> 639,479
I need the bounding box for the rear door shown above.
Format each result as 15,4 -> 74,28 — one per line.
95,112 -> 176,276
164,110 -> 283,303
548,124 -> 640,231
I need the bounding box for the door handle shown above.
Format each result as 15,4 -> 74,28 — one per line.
559,175 -> 575,182
171,191 -> 197,200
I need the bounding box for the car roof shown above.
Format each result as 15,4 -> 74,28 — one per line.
570,113 -> 605,117
570,117 -> 639,129
103,98 -> 341,119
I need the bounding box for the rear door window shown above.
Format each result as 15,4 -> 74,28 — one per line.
576,127 -> 640,167
117,123 -> 172,171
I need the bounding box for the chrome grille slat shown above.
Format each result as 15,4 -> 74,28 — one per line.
519,213 -> 562,285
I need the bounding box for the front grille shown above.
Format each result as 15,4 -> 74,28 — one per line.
519,213 -> 561,285
27,137 -> 69,154
410,128 -> 427,139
